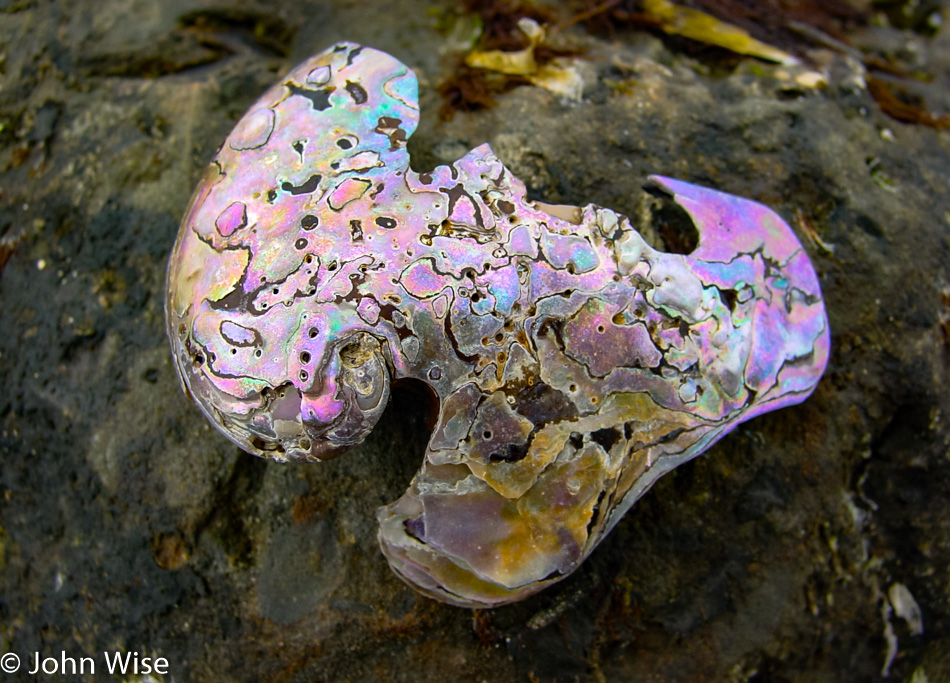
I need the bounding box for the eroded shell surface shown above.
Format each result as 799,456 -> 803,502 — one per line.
165,43 -> 830,608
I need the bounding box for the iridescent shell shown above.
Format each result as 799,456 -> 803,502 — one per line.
165,43 -> 830,608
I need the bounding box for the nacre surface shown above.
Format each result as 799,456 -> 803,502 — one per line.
165,43 -> 830,608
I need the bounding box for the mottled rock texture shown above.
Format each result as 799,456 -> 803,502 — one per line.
1,1 -> 949,681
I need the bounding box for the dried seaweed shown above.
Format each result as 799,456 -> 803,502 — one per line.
0,242 -> 12,276
571,0 -> 866,59
439,2 -> 581,118
866,76 -> 950,130
463,19 -> 585,100
641,0 -> 798,64
438,62 -> 527,120
442,0 -> 948,134
463,0 -> 558,50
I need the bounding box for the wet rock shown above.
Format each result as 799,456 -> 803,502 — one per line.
1,0 -> 948,680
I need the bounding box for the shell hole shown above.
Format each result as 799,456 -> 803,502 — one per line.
648,189 -> 700,255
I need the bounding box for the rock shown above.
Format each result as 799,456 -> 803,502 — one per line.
1,0 -> 948,679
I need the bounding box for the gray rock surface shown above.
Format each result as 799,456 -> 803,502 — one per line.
1,0 -> 949,680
